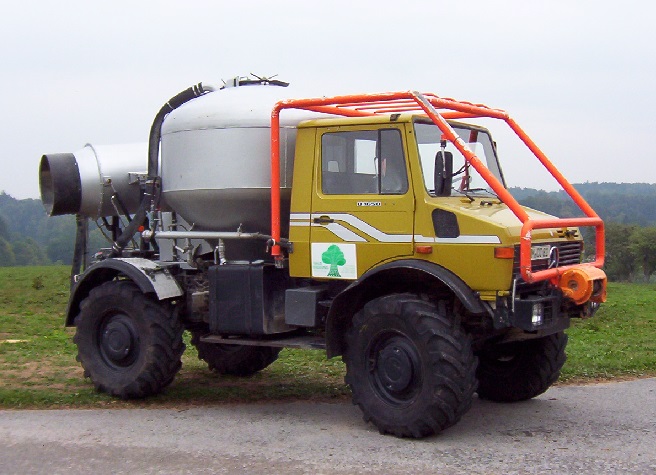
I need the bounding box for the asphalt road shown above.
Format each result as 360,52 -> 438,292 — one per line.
0,378 -> 654,475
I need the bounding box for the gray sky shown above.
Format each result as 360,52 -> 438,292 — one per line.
1,0 -> 655,200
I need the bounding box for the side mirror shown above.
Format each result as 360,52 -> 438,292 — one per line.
434,151 -> 453,196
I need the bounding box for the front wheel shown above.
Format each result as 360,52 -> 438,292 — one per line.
476,332 -> 568,402
74,280 -> 185,399
343,294 -> 478,438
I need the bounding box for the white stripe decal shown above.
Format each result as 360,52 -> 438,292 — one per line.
290,212 -> 500,244
291,213 -> 366,242
312,213 -> 413,243
415,234 -> 501,244
312,223 -> 367,242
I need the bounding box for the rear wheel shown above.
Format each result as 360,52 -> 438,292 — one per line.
343,294 -> 477,438
476,332 -> 567,402
190,331 -> 281,377
74,280 -> 185,399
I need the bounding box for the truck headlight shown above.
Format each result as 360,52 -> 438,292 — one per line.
531,303 -> 544,326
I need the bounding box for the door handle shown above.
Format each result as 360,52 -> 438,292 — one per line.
313,216 -> 335,225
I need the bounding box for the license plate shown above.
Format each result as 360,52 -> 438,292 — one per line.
531,245 -> 550,260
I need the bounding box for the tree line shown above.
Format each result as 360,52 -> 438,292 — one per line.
2,183 -> 656,282
0,192 -> 104,266
604,224 -> 656,282
513,183 -> 656,282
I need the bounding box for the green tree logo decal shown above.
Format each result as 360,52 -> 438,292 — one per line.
322,244 -> 346,277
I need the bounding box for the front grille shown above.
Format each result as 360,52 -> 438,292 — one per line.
508,241 -> 583,327
511,241 -> 583,297
512,241 -> 583,277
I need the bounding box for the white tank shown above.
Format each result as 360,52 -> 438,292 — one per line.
160,83 -> 322,234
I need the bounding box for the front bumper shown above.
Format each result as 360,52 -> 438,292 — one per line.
510,291 -> 567,332
491,285 -> 603,335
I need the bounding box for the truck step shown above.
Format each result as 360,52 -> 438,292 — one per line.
200,334 -> 326,350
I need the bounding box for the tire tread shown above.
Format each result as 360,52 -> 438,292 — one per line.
74,280 -> 185,399
343,293 -> 477,438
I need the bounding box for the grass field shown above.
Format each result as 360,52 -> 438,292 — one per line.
0,266 -> 654,408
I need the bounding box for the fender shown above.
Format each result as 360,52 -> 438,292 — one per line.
65,258 -> 183,326
325,259 -> 486,357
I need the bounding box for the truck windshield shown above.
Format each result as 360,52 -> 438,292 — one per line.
414,120 -> 505,197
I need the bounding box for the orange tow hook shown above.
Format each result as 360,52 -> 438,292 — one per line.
558,266 -> 607,305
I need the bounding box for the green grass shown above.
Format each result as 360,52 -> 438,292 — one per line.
560,281 -> 656,382
0,266 -> 350,408
0,266 -> 654,408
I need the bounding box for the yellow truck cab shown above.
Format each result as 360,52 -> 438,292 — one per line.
288,113 -> 602,343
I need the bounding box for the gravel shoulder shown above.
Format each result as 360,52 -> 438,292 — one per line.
1,378 -> 655,475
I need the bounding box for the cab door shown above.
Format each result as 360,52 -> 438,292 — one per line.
307,125 -> 415,280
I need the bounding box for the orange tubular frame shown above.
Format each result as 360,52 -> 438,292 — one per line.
270,91 -> 605,284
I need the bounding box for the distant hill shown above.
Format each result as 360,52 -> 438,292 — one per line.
0,192 -> 77,265
509,182 -> 656,226
2,182 -> 656,266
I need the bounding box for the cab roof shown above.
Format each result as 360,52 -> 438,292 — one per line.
297,113 -> 418,128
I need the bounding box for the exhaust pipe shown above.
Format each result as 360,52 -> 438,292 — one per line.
39,143 -> 147,219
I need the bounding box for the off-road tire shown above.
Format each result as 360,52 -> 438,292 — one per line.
343,294 -> 478,438
74,280 -> 185,399
190,331 -> 281,377
476,332 -> 567,402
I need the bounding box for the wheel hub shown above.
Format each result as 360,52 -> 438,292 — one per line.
369,334 -> 422,404
378,344 -> 413,392
100,314 -> 138,366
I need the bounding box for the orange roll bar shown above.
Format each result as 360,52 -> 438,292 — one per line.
270,108 -> 282,262
270,91 -> 605,282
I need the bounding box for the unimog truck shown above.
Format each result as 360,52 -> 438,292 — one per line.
39,76 -> 606,438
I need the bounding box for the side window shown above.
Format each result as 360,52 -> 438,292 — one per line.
321,129 -> 408,195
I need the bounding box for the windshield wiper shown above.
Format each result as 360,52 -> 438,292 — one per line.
453,187 -> 500,203
467,187 -> 497,196
453,187 -> 475,203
